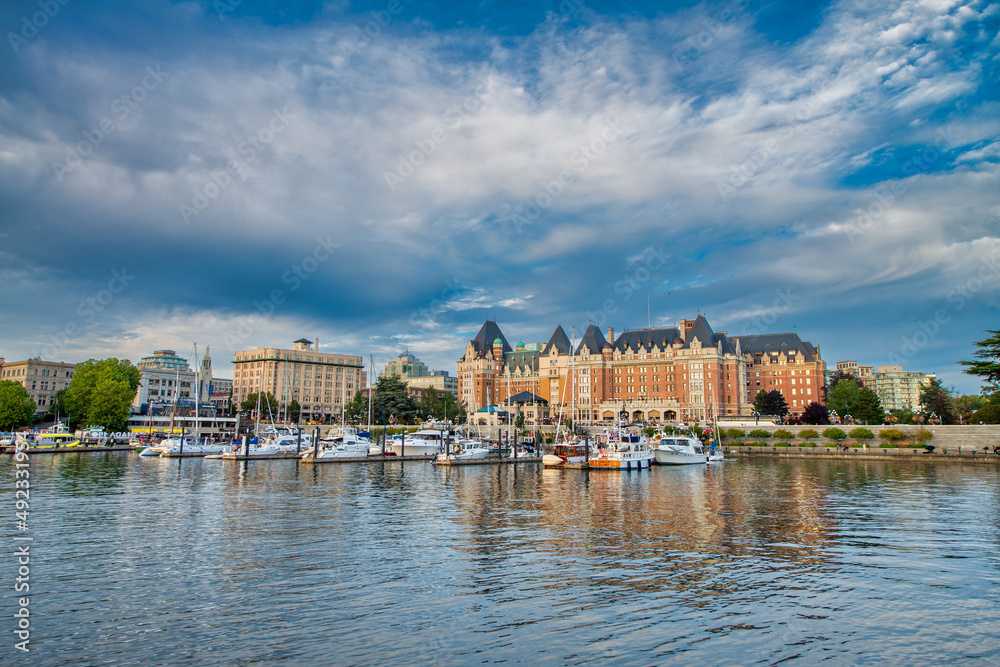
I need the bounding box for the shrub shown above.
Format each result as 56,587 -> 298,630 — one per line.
822,427 -> 847,441
917,430 -> 934,441
774,441 -> 791,447
773,429 -> 794,440
848,427 -> 875,442
748,429 -> 771,440
799,442 -> 817,447
881,428 -> 907,442
726,428 -> 746,439
798,428 -> 820,440
880,443 -> 898,448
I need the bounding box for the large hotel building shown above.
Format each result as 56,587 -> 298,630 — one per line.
457,316 -> 826,423
232,338 -> 365,420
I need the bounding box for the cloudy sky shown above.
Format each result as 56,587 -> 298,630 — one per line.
1,0 -> 998,393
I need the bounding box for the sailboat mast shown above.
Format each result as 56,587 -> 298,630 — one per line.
193,342 -> 199,445
571,326 -> 576,435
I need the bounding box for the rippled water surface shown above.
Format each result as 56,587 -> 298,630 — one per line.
4,453 -> 1000,665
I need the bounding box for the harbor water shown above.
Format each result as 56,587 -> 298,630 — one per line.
4,453 -> 1000,665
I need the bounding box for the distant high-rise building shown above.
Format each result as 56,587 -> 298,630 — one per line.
381,351 -> 458,397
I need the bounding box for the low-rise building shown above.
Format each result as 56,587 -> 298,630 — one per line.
0,357 -> 75,414
382,352 -> 458,397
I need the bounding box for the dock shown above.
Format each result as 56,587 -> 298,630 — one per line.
159,451 -> 212,458
301,454 -> 436,464
220,451 -> 305,460
5,446 -> 134,455
433,456 -> 542,466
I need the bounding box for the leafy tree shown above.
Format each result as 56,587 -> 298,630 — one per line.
345,390 -> 368,422
800,402 -> 830,425
956,394 -> 987,424
287,398 -> 301,422
419,387 -> 442,419
726,428 -> 746,439
0,380 -> 36,431
826,380 -> 860,421
960,329 -> 1000,392
825,369 -> 863,397
822,427 -> 847,442
44,387 -> 68,419
773,429 -> 794,440
240,391 -> 278,416
919,378 -> 958,424
888,408 -> 914,425
748,429 -> 771,440
798,428 -> 819,440
63,358 -> 141,430
880,428 -> 907,442
374,376 -> 420,424
848,427 -> 875,443
970,404 -> 1000,424
753,389 -> 789,417
515,413 -> 525,430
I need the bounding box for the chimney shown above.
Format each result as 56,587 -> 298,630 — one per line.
315,338 -> 319,351
607,327 -> 614,343
678,319 -> 687,341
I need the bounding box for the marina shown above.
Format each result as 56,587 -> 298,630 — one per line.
7,450 -> 1000,665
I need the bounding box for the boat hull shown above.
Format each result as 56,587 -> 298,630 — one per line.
654,450 -> 708,465
388,443 -> 440,457
588,455 -> 654,470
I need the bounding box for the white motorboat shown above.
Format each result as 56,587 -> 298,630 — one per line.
437,439 -> 491,461
139,441 -> 168,457
159,436 -> 227,455
654,431 -> 708,465
388,429 -> 446,457
589,431 -> 654,470
542,441 -> 588,467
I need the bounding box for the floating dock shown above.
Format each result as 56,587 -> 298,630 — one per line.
5,446 -> 134,455
220,451 -> 305,460
433,456 -> 542,466
301,454 -> 436,464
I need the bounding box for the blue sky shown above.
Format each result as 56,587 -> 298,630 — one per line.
1,0 -> 998,394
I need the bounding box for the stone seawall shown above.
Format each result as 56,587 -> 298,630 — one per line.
726,444 -> 1000,461
720,424 -> 1000,451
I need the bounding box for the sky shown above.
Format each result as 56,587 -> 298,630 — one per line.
1,0 -> 998,394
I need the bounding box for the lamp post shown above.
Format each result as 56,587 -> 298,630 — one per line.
752,410 -> 760,426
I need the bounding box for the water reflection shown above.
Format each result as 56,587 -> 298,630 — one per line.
7,454 -> 1000,666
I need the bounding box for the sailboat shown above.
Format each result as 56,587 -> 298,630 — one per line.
543,327 -> 588,467
160,343 -> 226,455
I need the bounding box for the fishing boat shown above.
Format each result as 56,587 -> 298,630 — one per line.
653,431 -> 708,465
588,431 -> 654,470
542,441 -> 588,467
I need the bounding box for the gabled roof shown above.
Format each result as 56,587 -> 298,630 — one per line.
542,325 -> 571,355
683,315 -> 716,349
505,391 -> 548,405
469,321 -> 511,358
612,327 -> 682,352
732,333 -> 817,361
576,324 -> 608,354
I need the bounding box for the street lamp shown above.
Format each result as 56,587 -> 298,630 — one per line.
752,411 -> 760,425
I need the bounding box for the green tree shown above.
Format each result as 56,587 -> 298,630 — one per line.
960,329 -> 1000,392
773,428 -> 794,439
374,376 -> 419,424
0,380 -> 36,431
515,413 -> 525,430
822,427 -> 847,442
753,389 -> 789,417
419,387 -> 443,420
64,358 -> 141,430
287,398 -> 301,422
852,387 -> 884,424
726,428 -> 746,439
919,378 -> 958,424
824,369 -> 863,399
798,428 -> 819,440
748,428 -> 771,440
848,427 -> 875,443
240,391 -> 278,416
956,394 -> 987,424
826,379 -> 861,419
970,404 -> 1000,424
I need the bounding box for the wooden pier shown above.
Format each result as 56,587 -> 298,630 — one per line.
220,451 -> 305,461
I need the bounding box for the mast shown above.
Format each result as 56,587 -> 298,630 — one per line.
367,355 -> 373,431
193,342 -> 199,446
571,326 -> 576,436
